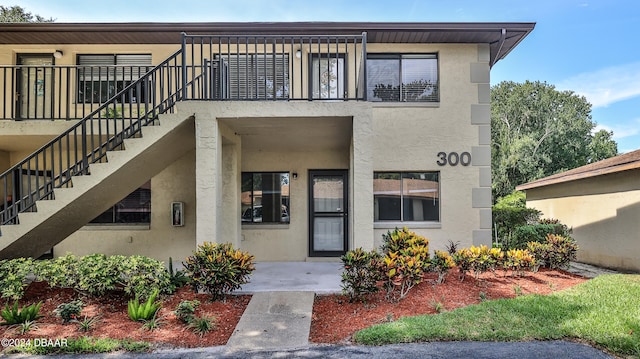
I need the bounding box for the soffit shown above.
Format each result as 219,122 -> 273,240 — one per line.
219,116 -> 352,153
0,22 -> 535,66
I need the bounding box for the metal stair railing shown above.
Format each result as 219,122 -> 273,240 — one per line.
0,48 -> 195,227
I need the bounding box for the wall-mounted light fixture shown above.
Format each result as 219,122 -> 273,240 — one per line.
295,50 -> 302,59
53,50 -> 64,59
292,172 -> 298,179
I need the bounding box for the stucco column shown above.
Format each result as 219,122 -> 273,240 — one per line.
220,128 -> 242,248
351,109 -> 374,250
195,115 -> 222,247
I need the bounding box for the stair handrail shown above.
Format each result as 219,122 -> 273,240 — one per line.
0,48 -> 190,226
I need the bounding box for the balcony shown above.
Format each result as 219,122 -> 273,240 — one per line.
0,33 -> 367,121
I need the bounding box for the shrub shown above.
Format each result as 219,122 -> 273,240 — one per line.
119,255 -> 173,298
431,250 -> 455,284
183,242 -> 255,300
34,254 -> 172,299
174,300 -> 200,324
507,222 -> 571,249
0,258 -> 35,300
503,249 -> 534,276
545,234 -> 578,269
76,254 -> 123,296
340,248 -> 382,302
127,289 -> 161,322
380,228 -> 431,302
1,301 -> 42,325
454,245 -> 503,280
54,300 -> 84,323
526,241 -> 550,271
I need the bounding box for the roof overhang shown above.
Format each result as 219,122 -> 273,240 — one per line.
517,149 -> 640,191
0,21 -> 535,67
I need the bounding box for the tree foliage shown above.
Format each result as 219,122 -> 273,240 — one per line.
0,5 -> 54,23
491,80 -> 618,200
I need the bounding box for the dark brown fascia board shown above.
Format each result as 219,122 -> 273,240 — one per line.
516,161 -> 640,191
0,21 -> 535,37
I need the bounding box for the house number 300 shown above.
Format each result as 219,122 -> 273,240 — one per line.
436,151 -> 471,166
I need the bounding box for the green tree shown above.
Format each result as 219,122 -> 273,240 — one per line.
491,80 -> 618,200
588,129 -> 618,163
0,5 -> 54,23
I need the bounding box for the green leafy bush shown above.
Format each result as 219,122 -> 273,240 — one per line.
54,300 -> 84,323
127,289 -> 161,322
174,300 -> 200,324
1,301 -> 42,325
0,258 -> 35,300
183,242 -> 255,300
545,234 -> 578,269
508,221 -> 571,249
431,250 -> 455,284
526,241 -> 550,271
76,254 -> 123,296
380,228 -> 431,302
340,248 -> 382,302
119,255 -> 173,299
33,254 -> 172,299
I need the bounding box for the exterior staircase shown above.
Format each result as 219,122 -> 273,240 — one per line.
0,112 -> 195,259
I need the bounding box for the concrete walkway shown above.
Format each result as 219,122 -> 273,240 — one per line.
227,262 -> 341,350
226,291 -> 315,351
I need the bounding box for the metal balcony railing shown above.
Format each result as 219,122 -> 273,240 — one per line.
181,32 -> 367,101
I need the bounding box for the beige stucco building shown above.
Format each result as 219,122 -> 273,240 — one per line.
0,22 -> 534,263
517,149 -> 640,272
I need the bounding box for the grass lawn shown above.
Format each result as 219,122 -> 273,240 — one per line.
353,274 -> 640,357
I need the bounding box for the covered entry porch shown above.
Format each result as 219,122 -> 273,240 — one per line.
190,101 -> 373,261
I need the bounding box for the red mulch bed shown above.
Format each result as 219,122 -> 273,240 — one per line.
0,268 -> 588,349
310,268 -> 588,344
0,283 -> 250,348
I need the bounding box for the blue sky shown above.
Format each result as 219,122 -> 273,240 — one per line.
13,0 -> 640,152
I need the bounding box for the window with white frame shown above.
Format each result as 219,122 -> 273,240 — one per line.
366,54 -> 438,102
77,54 -> 152,104
241,172 -> 290,224
374,172 -> 439,222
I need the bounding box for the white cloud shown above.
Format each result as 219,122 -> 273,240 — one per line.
594,123 -> 639,140
557,62 -> 640,108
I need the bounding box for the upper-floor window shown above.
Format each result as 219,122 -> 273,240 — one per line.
221,54 -> 289,100
374,172 -> 439,222
77,54 -> 152,104
366,54 -> 438,102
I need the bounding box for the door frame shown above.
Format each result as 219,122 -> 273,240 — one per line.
308,169 -> 349,257
16,53 -> 55,119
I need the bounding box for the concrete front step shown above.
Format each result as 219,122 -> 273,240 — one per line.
226,291 -> 315,351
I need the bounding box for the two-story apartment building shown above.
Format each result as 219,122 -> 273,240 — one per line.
0,22 -> 534,262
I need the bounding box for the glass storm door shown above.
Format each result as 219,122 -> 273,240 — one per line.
18,55 -> 54,119
309,170 -> 348,257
